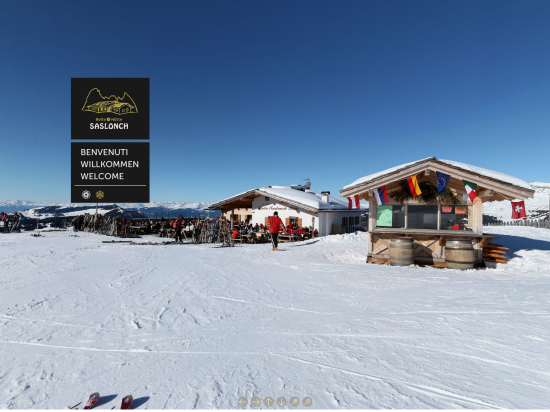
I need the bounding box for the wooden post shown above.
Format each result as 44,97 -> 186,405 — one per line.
472,197 -> 483,235
369,200 -> 377,232
437,204 -> 441,231
404,203 -> 408,229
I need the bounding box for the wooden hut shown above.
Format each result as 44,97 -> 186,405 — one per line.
340,157 -> 534,268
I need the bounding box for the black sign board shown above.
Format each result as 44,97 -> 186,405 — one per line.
71,142 -> 149,203
71,78 -> 149,140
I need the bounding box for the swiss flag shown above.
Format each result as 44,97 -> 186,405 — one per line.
348,195 -> 360,209
511,201 -> 527,219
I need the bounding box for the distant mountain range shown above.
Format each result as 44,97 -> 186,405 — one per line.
0,200 -> 219,220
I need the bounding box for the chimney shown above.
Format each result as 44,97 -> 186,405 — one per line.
321,191 -> 330,203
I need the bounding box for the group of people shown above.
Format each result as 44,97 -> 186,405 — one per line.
230,212 -> 314,250
1,212 -> 25,233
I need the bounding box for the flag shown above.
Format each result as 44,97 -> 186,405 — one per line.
511,201 -> 527,219
462,180 -> 477,201
402,179 -> 412,196
347,194 -> 360,209
406,176 -> 422,197
436,171 -> 450,193
373,185 -> 389,205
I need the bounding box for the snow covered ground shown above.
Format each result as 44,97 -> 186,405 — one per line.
1,227 -> 549,408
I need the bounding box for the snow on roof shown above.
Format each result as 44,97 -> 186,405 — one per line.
343,157 -> 434,189
343,157 -> 532,191
437,159 -> 532,190
211,186 -> 365,211
259,186 -> 365,211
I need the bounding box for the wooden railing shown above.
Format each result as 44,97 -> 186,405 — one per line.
486,219 -> 550,229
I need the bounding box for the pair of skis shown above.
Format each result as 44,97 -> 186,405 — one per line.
69,393 -> 133,410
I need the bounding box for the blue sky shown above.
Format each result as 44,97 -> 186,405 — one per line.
1,0 -> 549,203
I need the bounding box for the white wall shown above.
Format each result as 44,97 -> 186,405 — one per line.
222,208 -> 252,222
250,196 -> 362,236
251,197 -> 319,231
318,211 -> 363,236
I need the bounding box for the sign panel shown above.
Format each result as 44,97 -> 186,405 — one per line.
71,142 -> 149,203
376,204 -> 393,227
71,78 -> 149,140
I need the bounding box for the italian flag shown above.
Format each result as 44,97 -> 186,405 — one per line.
462,180 -> 478,201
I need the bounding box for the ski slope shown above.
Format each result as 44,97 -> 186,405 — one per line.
0,227 -> 549,408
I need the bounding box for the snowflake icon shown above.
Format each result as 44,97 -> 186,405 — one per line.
96,190 -> 104,200
82,190 -> 91,200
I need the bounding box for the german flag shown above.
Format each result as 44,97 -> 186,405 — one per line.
406,176 -> 422,197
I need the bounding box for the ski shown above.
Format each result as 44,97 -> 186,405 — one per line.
68,401 -> 82,409
84,392 -> 100,410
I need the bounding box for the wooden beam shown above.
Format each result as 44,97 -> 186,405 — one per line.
478,189 -> 495,197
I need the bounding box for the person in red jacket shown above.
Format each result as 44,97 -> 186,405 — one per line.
174,215 -> 184,242
268,211 -> 286,251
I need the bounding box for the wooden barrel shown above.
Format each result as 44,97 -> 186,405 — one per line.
445,240 -> 475,270
389,237 -> 414,266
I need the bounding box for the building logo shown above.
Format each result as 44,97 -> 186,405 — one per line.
82,190 -> 91,200
82,88 -> 138,115
96,190 -> 105,200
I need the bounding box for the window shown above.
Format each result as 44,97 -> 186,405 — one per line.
375,204 -> 473,231
441,205 -> 472,231
407,205 -> 438,230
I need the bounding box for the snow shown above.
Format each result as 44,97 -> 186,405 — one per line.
1,227 -> 549,408
260,186 -> 365,211
343,157 -> 532,191
343,157 -> 433,189
118,201 -> 212,211
483,182 -> 550,221
23,207 -> 118,219
437,159 -> 532,190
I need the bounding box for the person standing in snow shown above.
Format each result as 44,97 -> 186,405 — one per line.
174,215 -> 184,242
1,213 -> 9,233
268,211 -> 286,251
16,212 -> 25,232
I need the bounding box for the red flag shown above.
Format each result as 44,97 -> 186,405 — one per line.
348,194 -> 360,209
511,201 -> 527,219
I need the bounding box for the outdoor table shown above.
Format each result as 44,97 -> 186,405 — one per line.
278,234 -> 295,243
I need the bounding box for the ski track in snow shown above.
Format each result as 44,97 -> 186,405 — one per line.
274,353 -> 503,409
0,227 -> 549,408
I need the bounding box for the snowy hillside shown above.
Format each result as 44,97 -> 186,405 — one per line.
483,182 -> 549,222
118,202 -> 219,219
119,201 -> 212,211
1,227 -> 549,408
22,205 -> 128,219
0,200 -> 57,214
1,200 -> 217,220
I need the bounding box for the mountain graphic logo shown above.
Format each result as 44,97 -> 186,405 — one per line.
82,88 -> 138,115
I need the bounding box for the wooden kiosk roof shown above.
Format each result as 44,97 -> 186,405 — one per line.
340,157 -> 534,202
